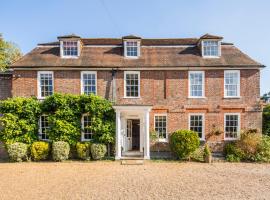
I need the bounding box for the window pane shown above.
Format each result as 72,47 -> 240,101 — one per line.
126,42 -> 138,57
189,72 -> 203,97
39,73 -> 53,98
82,115 -> 93,140
82,72 -> 96,95
63,41 -> 78,56
189,115 -> 203,139
225,71 -> 239,97
125,72 -> 139,97
39,115 -> 49,140
225,114 -> 239,139
203,41 -> 219,56
154,115 -> 167,139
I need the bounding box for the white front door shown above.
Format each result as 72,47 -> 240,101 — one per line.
126,119 -> 132,151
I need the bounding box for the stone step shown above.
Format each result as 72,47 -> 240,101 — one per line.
121,160 -> 144,165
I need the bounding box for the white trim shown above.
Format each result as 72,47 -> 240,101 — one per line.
60,40 -> 80,59
188,71 -> 205,98
81,113 -> 93,142
188,113 -> 205,141
224,113 -> 241,141
80,71 -> 97,95
124,71 -> 140,98
37,71 -> 54,99
154,113 -> 168,142
224,70 -> 241,98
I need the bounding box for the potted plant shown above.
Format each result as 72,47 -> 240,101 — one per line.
203,144 -> 212,163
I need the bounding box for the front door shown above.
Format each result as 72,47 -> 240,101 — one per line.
125,119 -> 140,151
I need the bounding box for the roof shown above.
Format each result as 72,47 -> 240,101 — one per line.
57,34 -> 81,39
12,44 -> 262,68
200,34 -> 223,40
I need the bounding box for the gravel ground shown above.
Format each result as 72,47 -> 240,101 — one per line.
0,161 -> 270,200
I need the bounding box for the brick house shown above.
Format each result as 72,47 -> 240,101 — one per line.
11,34 -> 264,159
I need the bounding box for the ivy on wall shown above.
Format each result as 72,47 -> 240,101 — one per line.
0,94 -> 115,145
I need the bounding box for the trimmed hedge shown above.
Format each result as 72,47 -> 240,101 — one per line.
91,143 -> 107,160
7,142 -> 28,162
170,130 -> 200,159
76,142 -> 91,160
31,141 -> 50,161
52,141 -> 70,161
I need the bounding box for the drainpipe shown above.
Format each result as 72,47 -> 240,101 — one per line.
111,68 -> 117,103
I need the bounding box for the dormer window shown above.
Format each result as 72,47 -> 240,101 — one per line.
126,41 -> 139,57
58,34 -> 81,58
63,41 -> 78,57
202,40 -> 220,57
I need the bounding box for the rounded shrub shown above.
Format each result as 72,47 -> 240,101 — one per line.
170,130 -> 200,159
31,141 -> 50,161
91,143 -> 107,160
224,142 -> 244,162
52,141 -> 70,161
7,142 -> 28,162
76,142 -> 91,160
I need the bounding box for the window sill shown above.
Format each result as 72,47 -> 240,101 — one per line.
202,56 -> 220,59
223,96 -> 241,99
81,139 -> 93,142
157,139 -> 168,143
188,96 -> 206,99
224,138 -> 239,141
124,56 -> 139,59
61,56 -> 79,59
123,96 -> 141,99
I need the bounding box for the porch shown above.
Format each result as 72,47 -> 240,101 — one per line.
113,105 -> 152,160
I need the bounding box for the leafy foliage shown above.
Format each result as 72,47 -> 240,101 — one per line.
91,143 -> 107,160
31,141 -> 50,161
190,146 -> 204,162
0,33 -> 22,71
224,142 -> 244,162
255,135 -> 270,162
263,104 -> 270,136
170,130 -> 200,159
7,142 -> 29,162
76,142 -> 91,160
52,141 -> 70,161
203,144 -> 211,157
0,97 -> 41,144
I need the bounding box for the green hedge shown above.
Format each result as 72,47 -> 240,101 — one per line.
7,142 -> 29,162
31,141 -> 50,161
0,94 -> 115,146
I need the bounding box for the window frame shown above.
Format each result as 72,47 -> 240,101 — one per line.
60,40 -> 80,58
154,113 -> 168,142
224,113 -> 241,141
38,115 -> 49,141
124,40 -> 140,58
188,113 -> 205,141
224,70 -> 241,98
80,71 -> 97,95
37,71 -> 54,99
124,71 -> 140,98
201,40 -> 221,58
188,71 -> 205,98
81,113 -> 93,142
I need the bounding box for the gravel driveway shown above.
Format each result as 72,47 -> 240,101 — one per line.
0,161 -> 269,200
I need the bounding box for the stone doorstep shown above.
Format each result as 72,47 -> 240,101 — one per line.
121,159 -> 144,165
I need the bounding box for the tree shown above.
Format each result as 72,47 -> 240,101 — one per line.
263,104 -> 270,136
261,92 -> 270,103
0,33 -> 22,71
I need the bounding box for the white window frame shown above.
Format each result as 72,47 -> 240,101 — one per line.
124,71 -> 140,98
37,71 -> 54,99
201,40 -> 221,58
154,114 -> 168,142
124,40 -> 140,58
80,71 -> 97,95
224,113 -> 241,141
188,113 -> 205,141
38,115 -> 49,141
60,40 -> 80,58
224,70 -> 240,98
188,71 -> 205,98
81,114 -> 93,142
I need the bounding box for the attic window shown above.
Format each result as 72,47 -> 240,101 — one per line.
61,41 -> 79,57
202,40 -> 220,57
124,41 -> 140,58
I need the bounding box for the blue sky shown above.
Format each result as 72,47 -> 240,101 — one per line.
1,0 -> 269,94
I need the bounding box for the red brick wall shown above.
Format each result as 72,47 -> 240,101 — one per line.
0,74 -> 12,100
12,69 -> 262,152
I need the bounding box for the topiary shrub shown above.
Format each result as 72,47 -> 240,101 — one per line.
170,130 -> 200,160
91,143 -> 107,160
52,141 -> 70,161
76,142 -> 91,160
31,141 -> 50,161
7,142 -> 28,162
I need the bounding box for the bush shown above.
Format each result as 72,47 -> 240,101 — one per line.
224,142 -> 244,162
190,146 -> 204,162
52,141 -> 70,161
76,142 -> 91,160
170,130 -> 200,159
7,142 -> 28,162
263,104 -> 270,136
203,144 -> 211,157
91,143 -> 107,160
255,135 -> 270,162
31,141 -> 50,161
